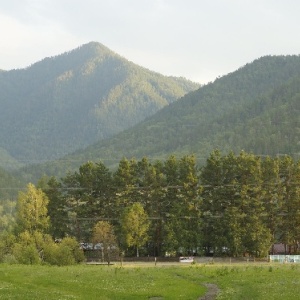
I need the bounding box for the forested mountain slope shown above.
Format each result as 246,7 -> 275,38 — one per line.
21,55 -> 300,181
0,42 -> 198,170
0,167 -> 23,200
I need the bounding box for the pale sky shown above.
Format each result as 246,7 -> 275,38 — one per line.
1,0 -> 299,83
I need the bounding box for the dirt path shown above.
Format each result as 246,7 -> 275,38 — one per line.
198,283 -> 220,300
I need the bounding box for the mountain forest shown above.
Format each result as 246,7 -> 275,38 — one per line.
1,43 -> 300,262
0,42 -> 198,170
20,54 -> 300,182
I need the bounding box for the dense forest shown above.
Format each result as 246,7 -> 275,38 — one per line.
1,47 -> 300,262
0,42 -> 198,170
1,151 -> 300,262
0,167 -> 23,200
20,55 -> 300,182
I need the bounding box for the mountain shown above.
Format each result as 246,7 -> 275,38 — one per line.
0,166 -> 23,200
0,42 -> 199,170
19,54 -> 300,181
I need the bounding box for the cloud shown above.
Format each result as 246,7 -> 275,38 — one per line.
1,0 -> 300,82
0,11 -> 81,70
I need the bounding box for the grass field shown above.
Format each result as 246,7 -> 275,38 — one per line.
0,261 -> 299,299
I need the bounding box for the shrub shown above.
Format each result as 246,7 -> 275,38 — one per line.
4,229 -> 85,266
43,242 -> 60,265
13,242 -> 40,264
59,237 -> 85,263
2,254 -> 17,264
44,237 -> 85,266
55,244 -> 76,266
0,233 -> 16,262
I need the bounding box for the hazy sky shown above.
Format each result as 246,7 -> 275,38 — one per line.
1,0 -> 299,83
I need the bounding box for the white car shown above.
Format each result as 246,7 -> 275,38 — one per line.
179,256 -> 194,263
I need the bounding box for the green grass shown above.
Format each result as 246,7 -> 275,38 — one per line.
0,262 -> 299,299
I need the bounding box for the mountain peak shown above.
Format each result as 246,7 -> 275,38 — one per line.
0,42 -> 198,170
70,41 -> 117,58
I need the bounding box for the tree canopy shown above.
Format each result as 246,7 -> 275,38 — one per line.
36,152 -> 300,257
121,203 -> 150,257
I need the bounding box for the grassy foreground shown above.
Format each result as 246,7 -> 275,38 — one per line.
0,262 -> 299,299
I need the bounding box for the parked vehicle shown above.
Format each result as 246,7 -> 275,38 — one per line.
179,256 -> 194,263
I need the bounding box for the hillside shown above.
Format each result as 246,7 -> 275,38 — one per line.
19,54 -> 300,181
0,42 -> 199,170
0,167 -> 23,200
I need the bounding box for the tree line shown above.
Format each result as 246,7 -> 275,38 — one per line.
41,150 -> 300,257
1,150 -> 300,264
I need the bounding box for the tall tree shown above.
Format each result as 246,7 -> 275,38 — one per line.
121,202 -> 150,257
164,155 -> 202,255
261,156 -> 283,252
200,151 -> 272,257
113,158 -> 139,214
234,152 -> 271,257
62,161 -> 113,240
135,158 -> 167,256
40,177 -> 68,239
200,150 -> 228,255
15,183 -> 49,234
278,156 -> 300,253
92,221 -> 118,265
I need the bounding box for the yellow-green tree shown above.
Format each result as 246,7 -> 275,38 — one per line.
92,221 -> 118,265
121,202 -> 150,257
15,183 -> 50,234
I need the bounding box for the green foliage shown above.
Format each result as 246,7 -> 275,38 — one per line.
5,150 -> 299,259
55,237 -> 85,265
12,231 -> 42,265
201,151 -> 273,257
0,42 -> 198,171
9,181 -> 84,266
38,176 -> 68,238
0,166 -> 24,200
92,221 -> 118,264
35,152 -> 300,257
61,161 -> 114,240
0,232 -> 16,262
0,199 -> 16,233
15,183 -> 50,234
121,202 -> 150,257
27,55 -> 300,181
11,232 -> 84,266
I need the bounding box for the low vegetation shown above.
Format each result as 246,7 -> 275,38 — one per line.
0,262 -> 299,299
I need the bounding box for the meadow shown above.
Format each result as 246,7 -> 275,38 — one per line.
0,261 -> 299,299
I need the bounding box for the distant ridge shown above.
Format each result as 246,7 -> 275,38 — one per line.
19,54 -> 300,181
0,42 -> 199,170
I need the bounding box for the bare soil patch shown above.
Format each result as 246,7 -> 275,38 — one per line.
198,283 -> 220,300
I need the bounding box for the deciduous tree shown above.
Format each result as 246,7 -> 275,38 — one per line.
92,221 -> 118,265
15,183 -> 49,234
121,202 -> 150,257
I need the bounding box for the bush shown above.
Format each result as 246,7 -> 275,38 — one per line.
2,254 -> 17,264
43,242 -> 60,265
55,244 -> 76,266
0,233 -> 16,262
43,237 -> 85,266
13,243 -> 41,265
5,230 -> 85,266
59,237 -> 85,263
